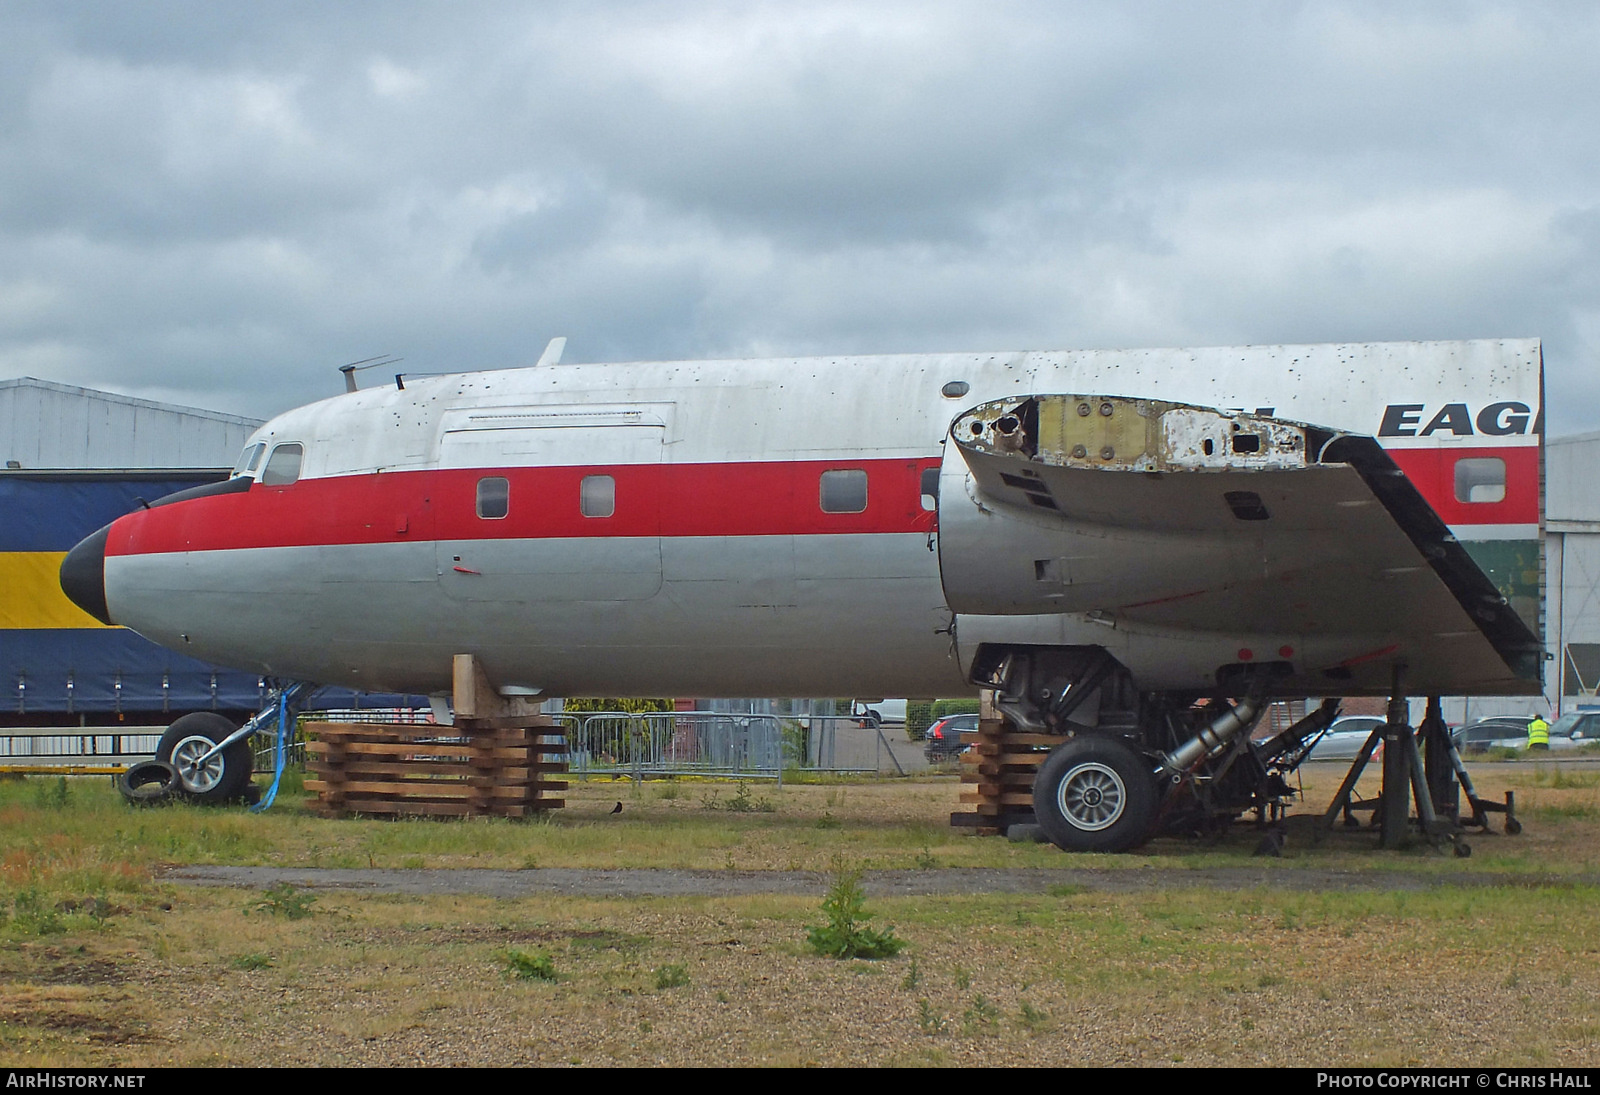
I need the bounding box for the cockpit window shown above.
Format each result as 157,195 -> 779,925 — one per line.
260,443 -> 304,486
233,443 -> 266,477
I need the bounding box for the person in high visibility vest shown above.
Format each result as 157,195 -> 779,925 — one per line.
1528,714 -> 1550,750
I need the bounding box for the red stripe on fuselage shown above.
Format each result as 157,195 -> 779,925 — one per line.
105,459 -> 940,557
102,445 -> 1536,559
1384,445 -> 1538,527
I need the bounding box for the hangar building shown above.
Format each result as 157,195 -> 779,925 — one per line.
1545,430 -> 1600,714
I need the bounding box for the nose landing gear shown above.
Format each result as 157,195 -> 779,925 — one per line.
155,712 -> 255,803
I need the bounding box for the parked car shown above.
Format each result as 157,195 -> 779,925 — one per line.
1303,716 -> 1387,761
851,699 -> 907,727
1547,711 -> 1600,746
1452,716 -> 1535,754
924,713 -> 978,761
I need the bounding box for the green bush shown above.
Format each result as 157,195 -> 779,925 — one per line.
805,859 -> 905,960
907,698 -> 980,740
906,702 -> 935,740
930,698 -> 981,721
504,949 -> 557,981
562,698 -> 672,714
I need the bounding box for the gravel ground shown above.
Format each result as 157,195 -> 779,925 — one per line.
161,863 -> 1600,896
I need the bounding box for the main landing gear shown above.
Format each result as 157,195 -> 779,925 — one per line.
974,645 -> 1340,854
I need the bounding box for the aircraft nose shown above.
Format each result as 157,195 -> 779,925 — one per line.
60,524 -> 112,625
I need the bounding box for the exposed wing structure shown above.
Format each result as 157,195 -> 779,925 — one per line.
939,394 -> 1542,697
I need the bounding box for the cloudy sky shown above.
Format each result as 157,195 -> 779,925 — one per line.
2,2 -> 1599,431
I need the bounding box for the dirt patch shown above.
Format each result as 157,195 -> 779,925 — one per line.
36,956 -> 128,986
0,987 -> 150,1045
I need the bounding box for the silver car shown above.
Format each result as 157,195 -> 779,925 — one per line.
1548,711 -> 1600,746
1304,716 -> 1387,760
1450,715 -> 1591,753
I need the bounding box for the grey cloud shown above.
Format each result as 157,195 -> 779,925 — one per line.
0,2 -> 1597,433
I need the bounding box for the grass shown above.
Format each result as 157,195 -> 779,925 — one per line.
0,862 -> 1597,1065
4,762 -> 1596,877
1,762 -> 1599,1065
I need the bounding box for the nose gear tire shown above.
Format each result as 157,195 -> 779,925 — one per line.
1033,735 -> 1158,853
157,712 -> 253,803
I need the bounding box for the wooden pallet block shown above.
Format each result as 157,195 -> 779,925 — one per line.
950,690 -> 1062,833
305,711 -> 568,819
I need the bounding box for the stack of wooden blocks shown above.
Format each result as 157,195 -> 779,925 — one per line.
951,690 -> 1057,835
305,718 -> 568,818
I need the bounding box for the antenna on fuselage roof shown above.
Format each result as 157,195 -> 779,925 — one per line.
338,355 -> 403,393
535,337 -> 567,368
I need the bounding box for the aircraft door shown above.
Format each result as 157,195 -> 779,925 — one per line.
436,405 -> 668,604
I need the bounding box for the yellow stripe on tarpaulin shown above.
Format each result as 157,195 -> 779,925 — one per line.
0,552 -> 117,629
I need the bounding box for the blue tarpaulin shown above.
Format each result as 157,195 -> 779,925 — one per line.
2,472 -> 424,717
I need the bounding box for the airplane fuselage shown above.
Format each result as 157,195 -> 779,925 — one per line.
69,340 -> 1544,702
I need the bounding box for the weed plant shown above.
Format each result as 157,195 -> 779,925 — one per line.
504,949 -> 557,981
962,994 -> 1000,1035
805,859 -> 904,959
10,887 -> 64,935
723,782 -> 775,813
34,777 -> 71,810
653,963 -> 690,989
1017,1002 -> 1050,1030
245,883 -> 316,919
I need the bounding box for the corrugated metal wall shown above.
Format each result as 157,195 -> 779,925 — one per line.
0,377 -> 260,470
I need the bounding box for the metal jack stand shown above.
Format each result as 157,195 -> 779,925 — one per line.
1318,673 -> 1493,855
1317,724 -> 1386,837
1447,746 -> 1522,837
1390,694 -> 1470,856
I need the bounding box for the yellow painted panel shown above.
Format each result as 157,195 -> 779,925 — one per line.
0,552 -> 116,630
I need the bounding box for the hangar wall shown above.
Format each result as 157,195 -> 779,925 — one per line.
1546,430 -> 1600,715
0,377 -> 260,470
1443,430 -> 1600,724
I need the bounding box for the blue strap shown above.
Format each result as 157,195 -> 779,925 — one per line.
249,691 -> 291,813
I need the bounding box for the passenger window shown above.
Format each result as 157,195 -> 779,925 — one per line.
820,469 -> 868,514
580,475 -> 615,518
232,443 -> 265,477
260,443 -> 303,486
477,477 -> 509,519
1454,457 -> 1506,504
920,467 -> 939,512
